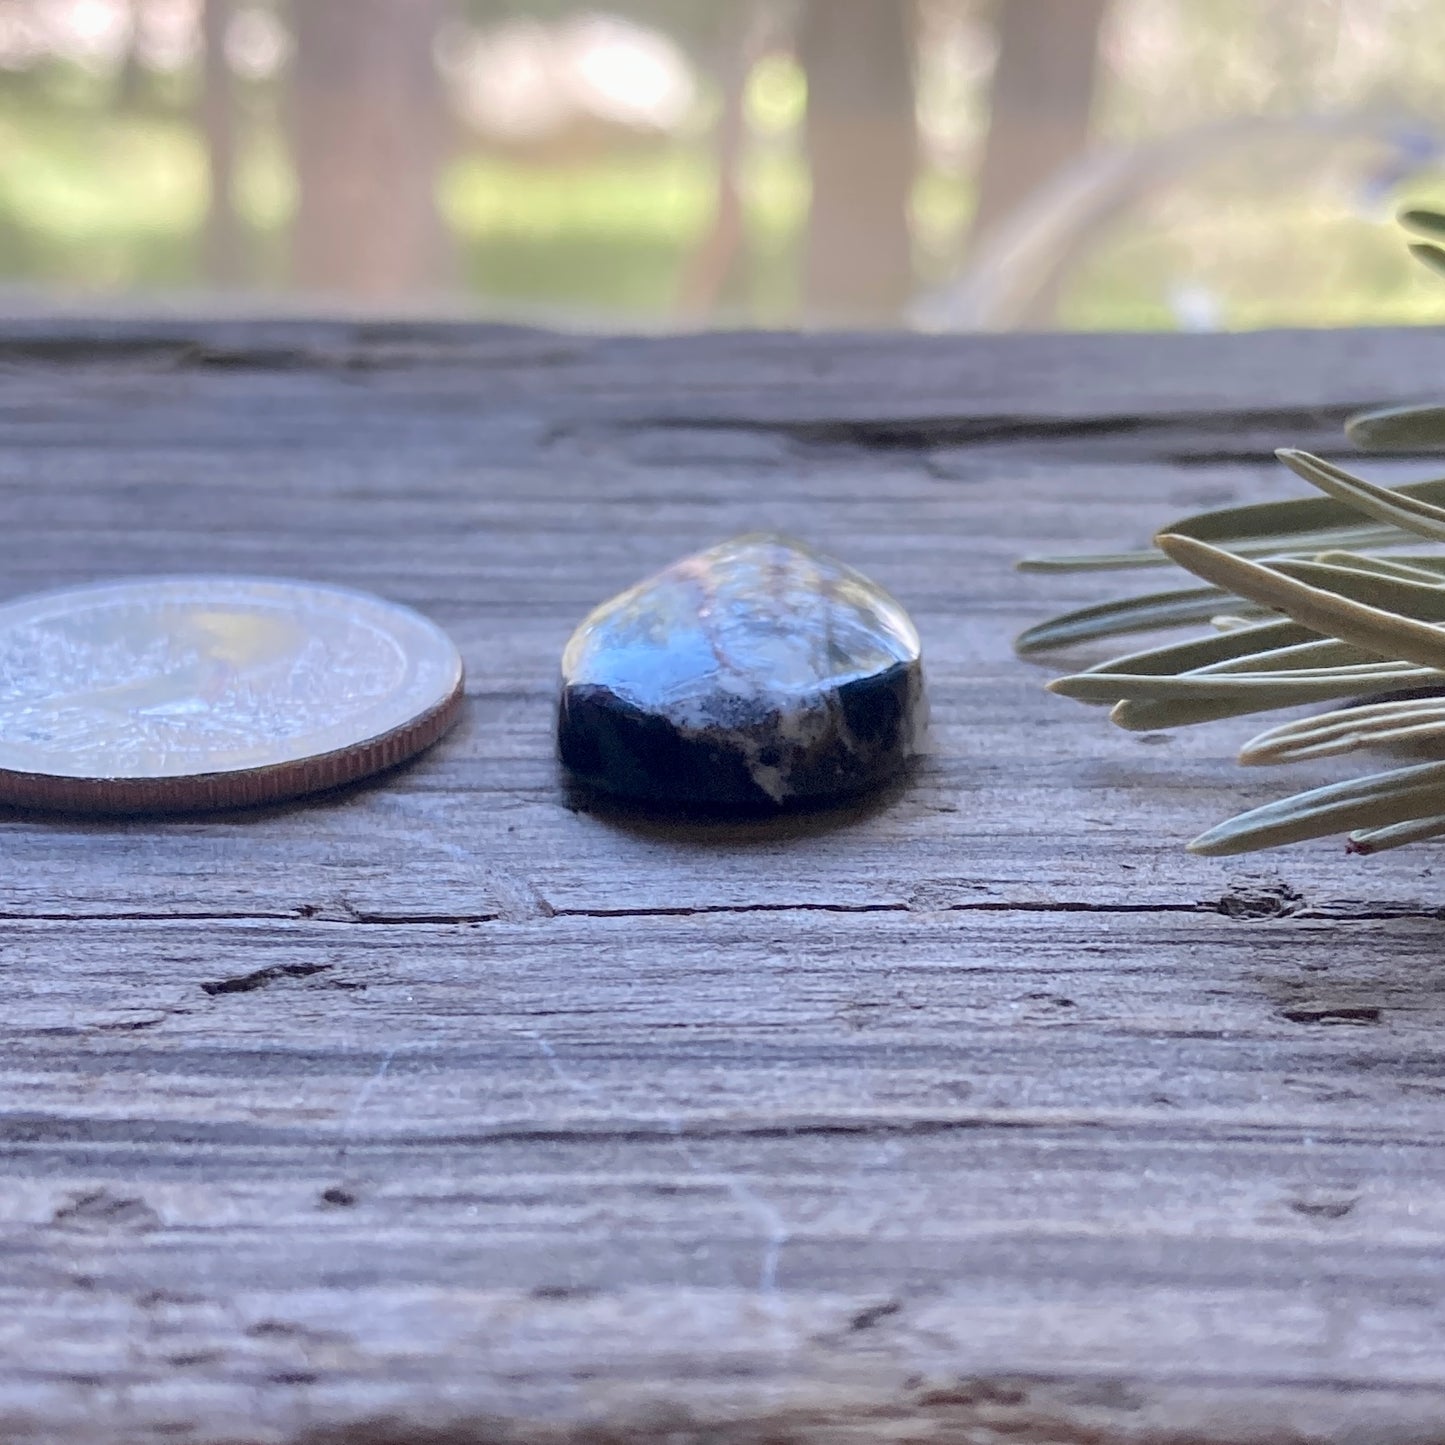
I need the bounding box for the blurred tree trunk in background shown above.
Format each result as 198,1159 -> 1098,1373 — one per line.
677,3 -> 768,321
115,0 -> 150,110
200,0 -> 244,286
289,0 -> 454,301
799,0 -> 917,326
969,0 -> 1109,323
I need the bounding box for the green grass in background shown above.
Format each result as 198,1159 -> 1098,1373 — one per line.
0,88 -> 205,289
4,68 -> 1445,329
443,149 -> 707,316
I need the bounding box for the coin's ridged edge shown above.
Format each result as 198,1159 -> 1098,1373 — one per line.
0,673 -> 466,816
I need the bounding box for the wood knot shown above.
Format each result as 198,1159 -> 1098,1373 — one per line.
1213,879 -> 1304,920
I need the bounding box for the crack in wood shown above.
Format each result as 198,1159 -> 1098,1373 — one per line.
0,910 -> 304,923
343,911 -> 505,925
551,902 -> 911,919
51,1188 -> 161,1232
5,898 -> 1445,926
201,962 -> 337,996
7,1112 -> 1429,1152
0,324 -> 561,372
1278,1004 -> 1384,1026
645,405 -> 1356,451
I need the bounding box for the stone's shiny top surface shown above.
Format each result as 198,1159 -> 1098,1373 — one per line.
562,534 -> 921,727
558,534 -> 925,808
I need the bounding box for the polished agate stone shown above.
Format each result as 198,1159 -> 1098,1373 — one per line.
558,534 -> 924,808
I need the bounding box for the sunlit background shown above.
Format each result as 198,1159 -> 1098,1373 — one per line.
4,0 -> 1445,329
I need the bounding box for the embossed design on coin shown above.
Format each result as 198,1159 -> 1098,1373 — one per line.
0,577 -> 464,813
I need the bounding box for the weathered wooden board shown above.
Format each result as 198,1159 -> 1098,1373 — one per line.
4,322 -> 1445,1444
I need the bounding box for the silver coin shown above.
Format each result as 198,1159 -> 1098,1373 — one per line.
0,577 -> 464,813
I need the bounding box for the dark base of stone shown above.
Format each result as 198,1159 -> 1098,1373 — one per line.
558,660 -> 921,810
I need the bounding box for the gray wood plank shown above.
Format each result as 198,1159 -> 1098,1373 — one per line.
2,323 -> 1444,1443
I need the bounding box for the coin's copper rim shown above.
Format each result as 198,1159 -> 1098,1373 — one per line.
0,672 -> 465,815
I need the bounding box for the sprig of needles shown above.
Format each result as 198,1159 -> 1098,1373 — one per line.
1019,207 -> 1445,857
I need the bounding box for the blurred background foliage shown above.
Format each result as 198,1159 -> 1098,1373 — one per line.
3,0 -> 1445,329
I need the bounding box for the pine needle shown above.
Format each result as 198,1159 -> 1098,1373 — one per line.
1019,209 -> 1445,854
